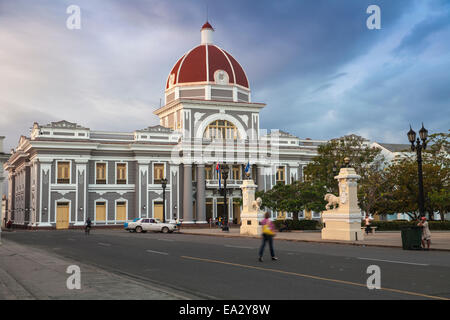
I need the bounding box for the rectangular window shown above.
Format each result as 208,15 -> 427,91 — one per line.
205,166 -> 212,180
232,165 -> 241,180
57,162 -> 70,184
154,164 -> 164,184
192,166 -> 196,182
276,166 -> 285,184
96,163 -> 106,184
116,163 -> 127,184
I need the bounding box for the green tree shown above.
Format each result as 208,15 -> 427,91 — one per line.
429,188 -> 450,221
375,155 -> 449,220
259,181 -> 327,219
303,134 -> 385,217
257,132 -> 449,221
296,181 -> 328,213
303,134 -> 384,194
424,131 -> 450,220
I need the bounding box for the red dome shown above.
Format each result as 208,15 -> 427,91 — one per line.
166,44 -> 249,89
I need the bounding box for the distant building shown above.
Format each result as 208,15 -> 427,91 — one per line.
0,136 -> 10,227
371,142 -> 412,163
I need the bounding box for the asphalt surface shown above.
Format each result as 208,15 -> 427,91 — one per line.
3,229 -> 450,300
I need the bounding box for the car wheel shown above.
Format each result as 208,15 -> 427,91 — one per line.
162,227 -> 169,234
136,226 -> 143,233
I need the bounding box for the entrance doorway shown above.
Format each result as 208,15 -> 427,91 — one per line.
116,202 -> 126,221
153,202 -> 163,221
56,202 -> 69,229
96,202 -> 106,221
216,199 -> 230,220
233,200 -> 241,224
206,199 -> 213,222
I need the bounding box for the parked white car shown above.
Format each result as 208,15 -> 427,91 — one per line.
124,218 -> 178,233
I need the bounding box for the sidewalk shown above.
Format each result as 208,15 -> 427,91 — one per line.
179,227 -> 450,251
0,240 -> 195,300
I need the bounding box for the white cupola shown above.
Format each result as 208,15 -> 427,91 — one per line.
201,21 -> 214,44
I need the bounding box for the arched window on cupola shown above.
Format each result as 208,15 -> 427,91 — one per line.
203,120 -> 240,140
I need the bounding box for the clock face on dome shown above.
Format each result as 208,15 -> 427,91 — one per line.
214,70 -> 229,85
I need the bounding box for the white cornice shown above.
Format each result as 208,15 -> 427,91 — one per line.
154,99 -> 265,116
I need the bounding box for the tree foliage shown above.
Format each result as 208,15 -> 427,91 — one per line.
303,134 -> 384,195
259,181 -> 327,219
257,132 -> 449,220
374,156 -> 450,220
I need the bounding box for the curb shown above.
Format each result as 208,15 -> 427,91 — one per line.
179,231 -> 450,252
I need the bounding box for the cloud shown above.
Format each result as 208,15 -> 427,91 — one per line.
0,0 -> 449,152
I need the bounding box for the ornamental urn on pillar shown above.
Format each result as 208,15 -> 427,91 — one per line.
321,166 -> 364,241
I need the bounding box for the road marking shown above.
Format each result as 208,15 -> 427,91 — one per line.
67,238 -> 75,241
146,250 -> 169,255
98,242 -> 111,247
181,256 -> 449,301
158,239 -> 175,242
357,257 -> 429,266
225,245 -> 256,249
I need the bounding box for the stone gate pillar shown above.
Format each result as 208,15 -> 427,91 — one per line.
321,167 -> 364,241
240,179 -> 264,236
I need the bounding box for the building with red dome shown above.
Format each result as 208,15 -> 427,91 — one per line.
3,22 -> 325,229
155,22 -> 263,141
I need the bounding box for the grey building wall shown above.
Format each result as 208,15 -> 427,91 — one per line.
88,191 -> 136,222
41,168 -> 50,223
77,167 -> 85,222
140,170 -> 147,218
50,191 -> 76,223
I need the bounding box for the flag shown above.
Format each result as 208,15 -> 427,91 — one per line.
244,161 -> 250,176
216,163 -> 221,188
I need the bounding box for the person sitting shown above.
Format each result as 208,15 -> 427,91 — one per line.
279,220 -> 289,232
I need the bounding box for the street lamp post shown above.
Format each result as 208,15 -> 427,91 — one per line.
220,165 -> 229,232
407,123 -> 428,218
161,178 -> 167,223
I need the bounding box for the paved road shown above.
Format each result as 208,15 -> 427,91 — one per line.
3,229 -> 450,300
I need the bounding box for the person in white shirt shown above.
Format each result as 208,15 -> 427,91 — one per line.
418,216 -> 431,250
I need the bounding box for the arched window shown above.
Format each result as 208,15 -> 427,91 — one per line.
203,120 -> 240,140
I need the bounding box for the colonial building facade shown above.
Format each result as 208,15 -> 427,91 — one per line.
3,22 -> 325,229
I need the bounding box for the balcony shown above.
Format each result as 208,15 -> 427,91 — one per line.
205,179 -> 243,188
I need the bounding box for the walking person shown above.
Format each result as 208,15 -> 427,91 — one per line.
85,217 -> 92,235
258,212 -> 278,262
364,215 -> 372,235
418,216 -> 431,250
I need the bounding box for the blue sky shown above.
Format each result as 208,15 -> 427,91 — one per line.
0,0 -> 449,150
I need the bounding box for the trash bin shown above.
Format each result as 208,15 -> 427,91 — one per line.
400,226 -> 422,250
